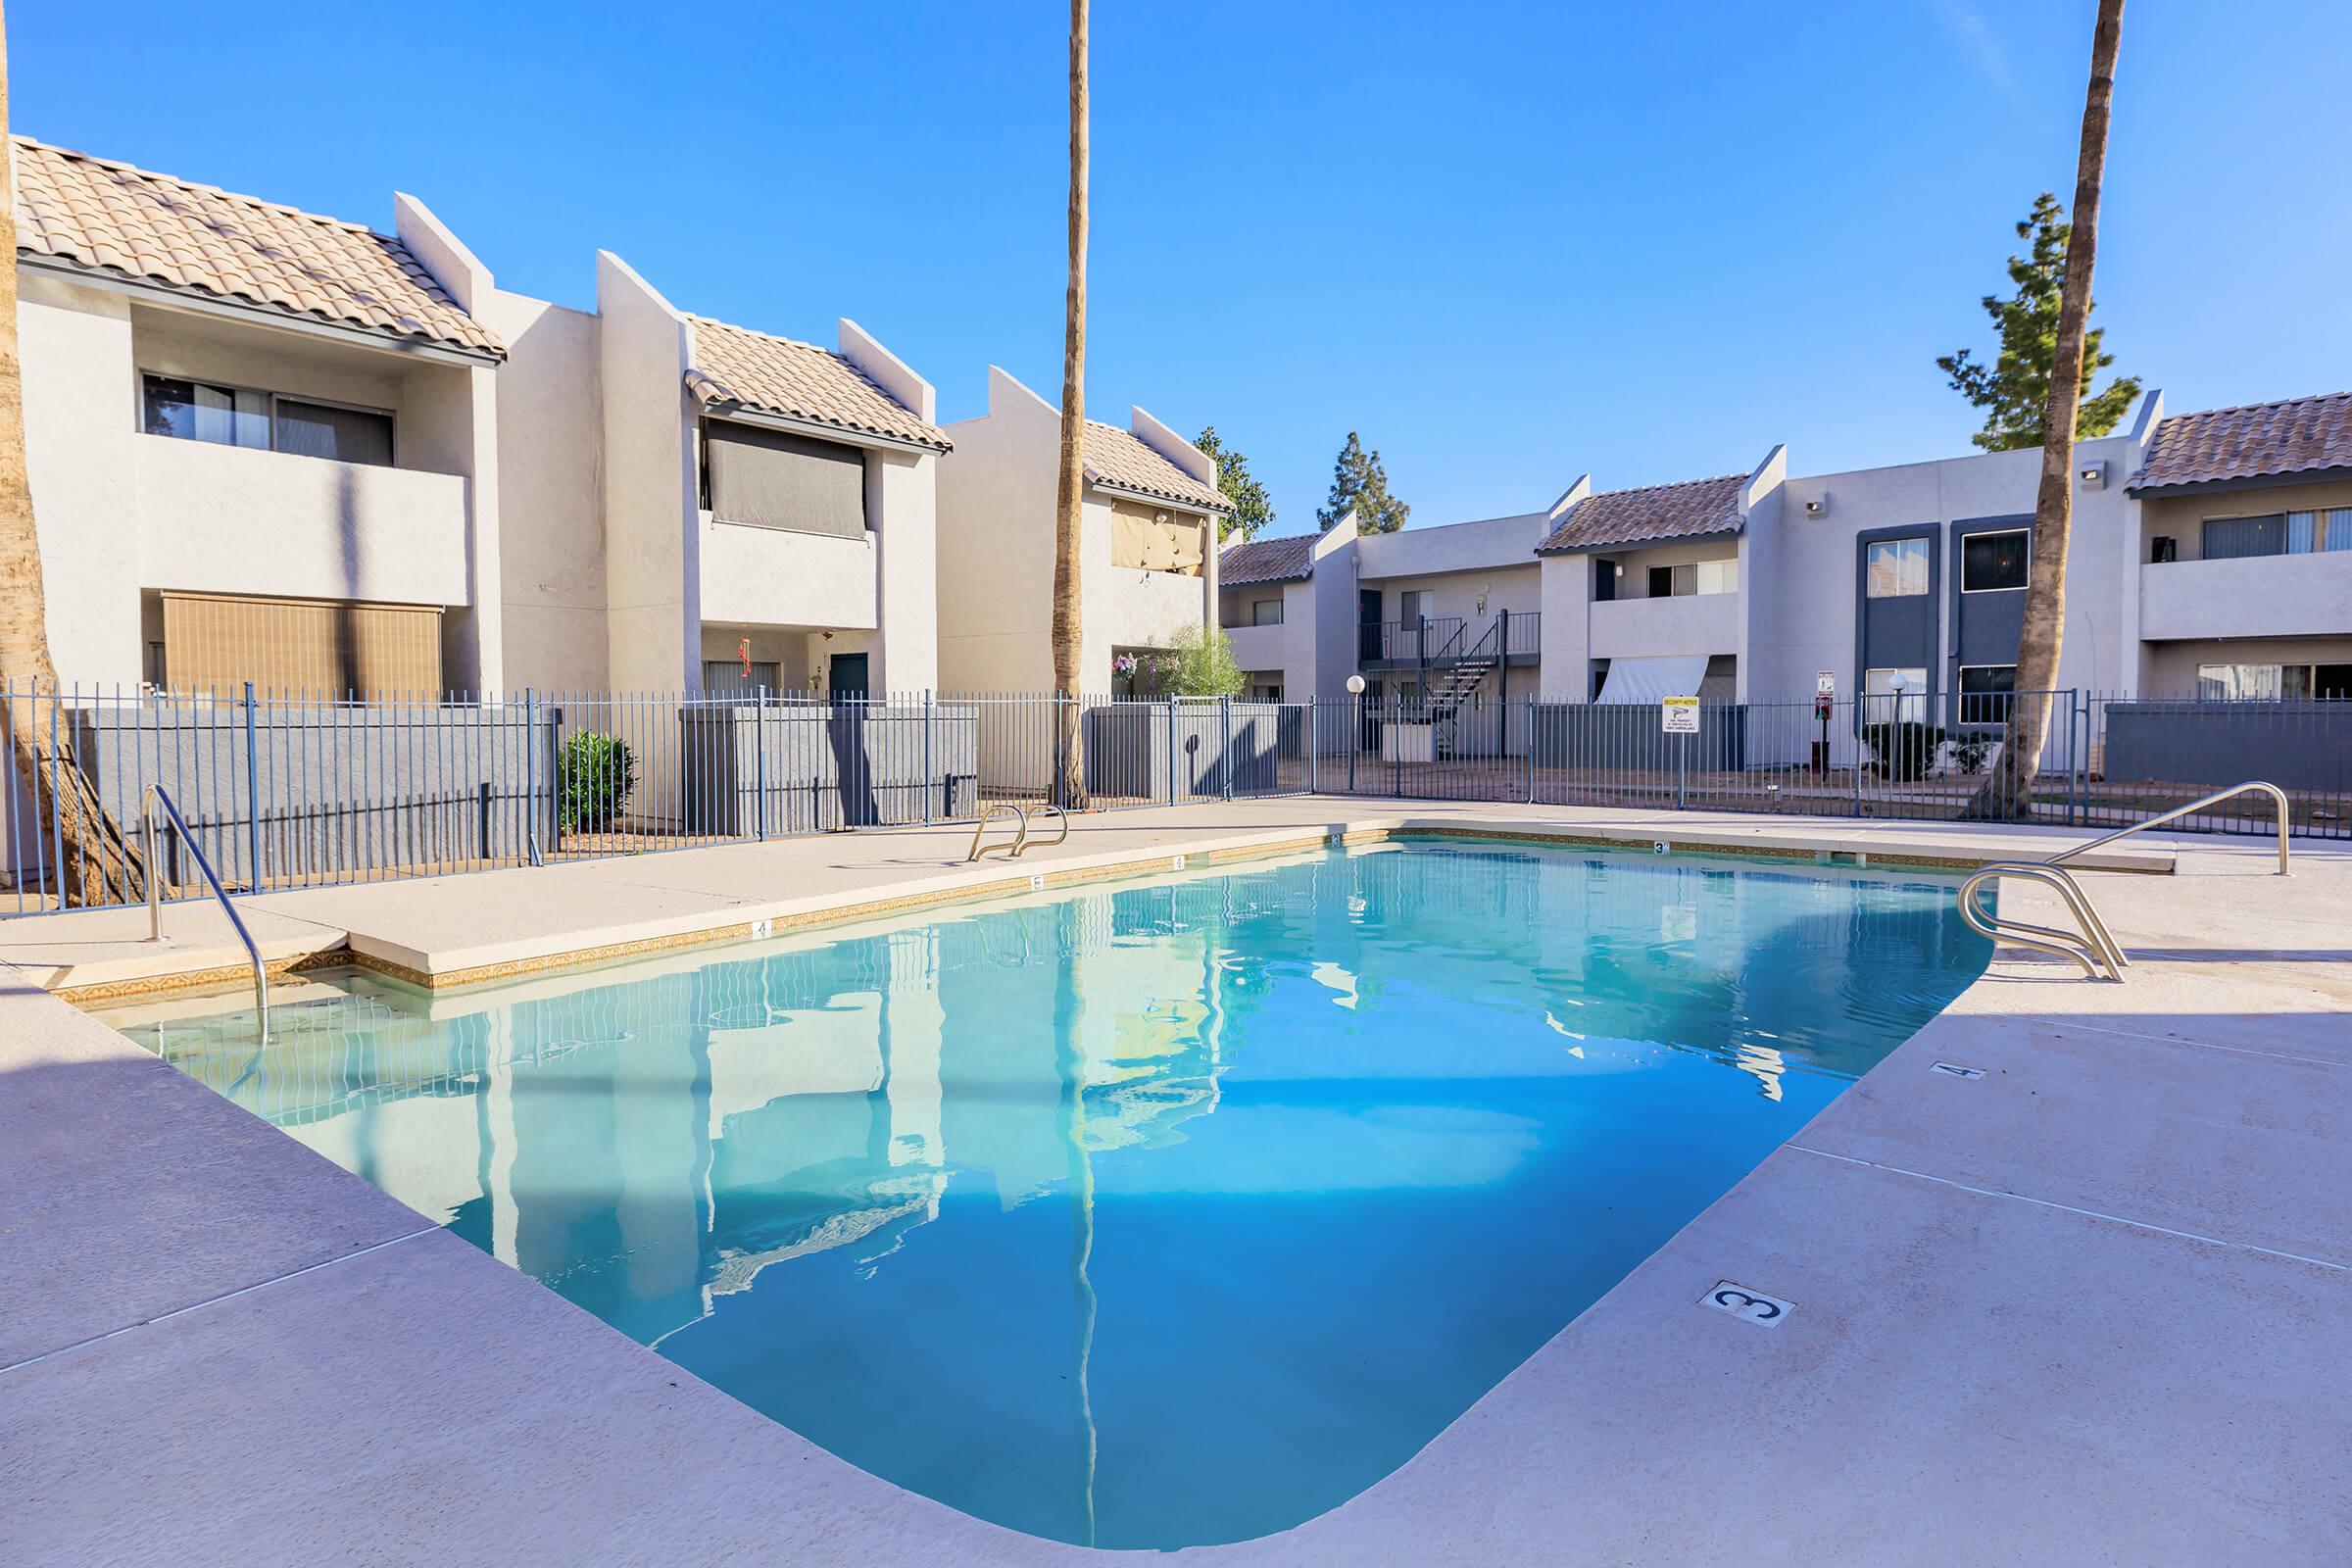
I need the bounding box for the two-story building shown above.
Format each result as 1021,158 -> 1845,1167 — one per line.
13,136 -> 952,703
16,136 -> 507,697
2125,391 -> 2352,701
935,368 -> 1231,694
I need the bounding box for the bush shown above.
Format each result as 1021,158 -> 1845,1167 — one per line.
559,731 -> 637,832
1164,624 -> 1246,698
1945,732 -> 1994,775
1862,720 -> 1947,782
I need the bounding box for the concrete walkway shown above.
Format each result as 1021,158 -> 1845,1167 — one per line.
3,802 -> 2345,1564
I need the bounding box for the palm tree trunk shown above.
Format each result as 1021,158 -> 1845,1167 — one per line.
0,0 -> 145,906
1050,0 -> 1089,808
1964,0 -> 2125,820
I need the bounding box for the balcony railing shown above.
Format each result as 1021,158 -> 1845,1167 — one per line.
1359,612 -> 1541,667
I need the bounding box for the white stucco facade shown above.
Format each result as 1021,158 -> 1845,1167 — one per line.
936,368 -> 1226,694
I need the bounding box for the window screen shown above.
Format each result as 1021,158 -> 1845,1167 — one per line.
2200,514 -> 2287,560
274,399 -> 394,466
1251,599 -> 1283,626
1961,530 -> 2030,591
705,421 -> 867,537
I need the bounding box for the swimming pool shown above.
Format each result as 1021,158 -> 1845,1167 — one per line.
121,842 -> 1988,1548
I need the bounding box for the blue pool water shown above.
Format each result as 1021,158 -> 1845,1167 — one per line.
126,842 -> 1987,1548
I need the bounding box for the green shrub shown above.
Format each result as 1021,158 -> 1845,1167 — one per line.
1862,720 -> 1947,782
559,731 -> 637,832
1165,624 -> 1245,697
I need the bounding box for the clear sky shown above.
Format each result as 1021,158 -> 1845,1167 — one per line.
14,1 -> 2349,533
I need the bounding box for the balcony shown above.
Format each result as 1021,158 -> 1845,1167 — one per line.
1223,620 -> 1288,671
700,513 -> 879,630
2140,551 -> 2352,642
1359,612 -> 1542,670
1590,591 -> 1740,660
134,433 -> 471,606
1102,567 -> 1207,650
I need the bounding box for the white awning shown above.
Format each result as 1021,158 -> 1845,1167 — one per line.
1594,654 -> 1709,705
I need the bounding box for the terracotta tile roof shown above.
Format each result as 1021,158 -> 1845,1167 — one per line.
686,317 -> 949,451
1536,473 -> 1745,552
2130,391 -> 2352,492
1084,420 -> 1232,514
1220,532 -> 1317,586
12,136 -> 502,358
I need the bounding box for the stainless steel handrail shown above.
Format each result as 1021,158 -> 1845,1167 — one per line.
2045,780 -> 2291,876
967,802 -> 1028,861
143,784 -> 269,1037
1019,803 -> 1070,856
1958,861 -> 2127,980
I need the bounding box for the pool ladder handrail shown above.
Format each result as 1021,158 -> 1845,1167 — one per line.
143,784 -> 270,1038
1956,779 -> 2290,983
966,801 -> 1072,863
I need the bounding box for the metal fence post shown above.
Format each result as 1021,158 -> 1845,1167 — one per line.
242,681 -> 263,892
923,689 -> 935,824
524,688 -> 543,865
1221,695 -> 1234,801
1676,727 -> 1688,811
754,685 -> 769,842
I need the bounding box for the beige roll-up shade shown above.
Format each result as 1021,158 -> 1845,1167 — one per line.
1108,501 -> 1206,575
162,592 -> 443,698
706,419 -> 868,538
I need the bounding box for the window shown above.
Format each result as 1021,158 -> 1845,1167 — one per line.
2194,662 -> 2343,701
1251,599 -> 1283,627
141,373 -> 394,466
1961,529 -> 2030,592
1863,666 -> 1928,723
1249,681 -> 1283,704
1958,664 -> 2016,725
1865,537 -> 1930,598
703,659 -> 784,701
1398,590 -> 1430,624
2201,510 -> 2352,560
703,421 -> 866,537
1646,560 -> 1740,598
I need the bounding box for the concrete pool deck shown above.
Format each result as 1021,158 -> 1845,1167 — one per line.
2,800 -> 2345,1564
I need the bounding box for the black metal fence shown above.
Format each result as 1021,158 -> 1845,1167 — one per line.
1302,689 -> 2348,838
3,682 -> 2337,916
0,687 -> 1316,914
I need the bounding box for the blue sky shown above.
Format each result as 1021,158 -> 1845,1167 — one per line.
15,1 -> 2350,532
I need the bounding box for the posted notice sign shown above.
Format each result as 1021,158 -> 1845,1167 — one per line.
1660,696 -> 1700,734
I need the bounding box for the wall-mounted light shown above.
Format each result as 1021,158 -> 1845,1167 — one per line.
1804,497 -> 1829,516
2078,462 -> 2106,489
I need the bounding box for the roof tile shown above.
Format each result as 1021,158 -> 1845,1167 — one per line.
1083,420 -> 1232,514
2130,392 -> 2352,491
686,317 -> 950,452
1536,473 -> 1745,552
1219,532 -> 1316,586
12,136 -> 503,358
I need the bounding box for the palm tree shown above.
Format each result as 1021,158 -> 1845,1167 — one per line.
1965,0 -> 2125,820
0,0 -> 143,905
1050,0 -> 1089,807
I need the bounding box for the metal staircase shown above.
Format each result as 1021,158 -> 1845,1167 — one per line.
1422,618 -> 1501,755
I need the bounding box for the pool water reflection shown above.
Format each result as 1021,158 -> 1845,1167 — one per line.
126,843 -> 1988,1548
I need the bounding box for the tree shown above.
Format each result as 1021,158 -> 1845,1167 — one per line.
1938,191 -> 2140,453
1194,425 -> 1273,542
1050,0 -> 1089,805
0,0 -> 144,906
1964,0 -> 2125,821
1317,431 -> 1408,534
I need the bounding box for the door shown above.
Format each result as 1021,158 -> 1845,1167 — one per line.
1358,589 -> 1382,662
827,653 -> 870,700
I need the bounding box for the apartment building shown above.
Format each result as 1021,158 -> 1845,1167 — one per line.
1218,387 -> 2352,752
15,136 -> 508,697
936,368 -> 1231,693
12,136 -> 948,700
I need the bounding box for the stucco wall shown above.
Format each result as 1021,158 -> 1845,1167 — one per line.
698,514 -> 880,629
19,275 -> 140,686
483,289 -> 606,693
2139,635 -> 2352,697
2136,474 -> 2352,564
869,448 -> 938,694
596,254 -> 700,691
1753,436 -> 2139,705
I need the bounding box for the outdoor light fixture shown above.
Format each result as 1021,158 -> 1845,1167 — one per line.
2079,463 -> 2106,489
1804,498 -> 1829,516
1346,674 -> 1367,695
